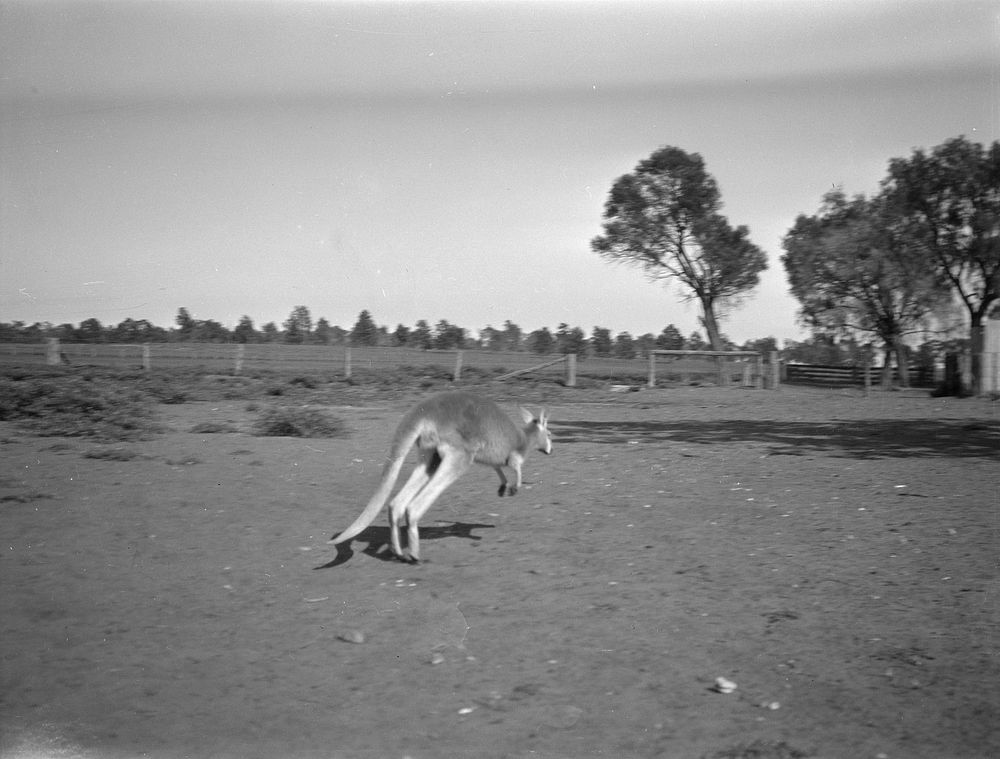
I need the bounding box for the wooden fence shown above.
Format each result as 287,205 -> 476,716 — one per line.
0,340 -> 597,385
782,362 -> 940,388
10,340 -> 979,391
646,350 -> 777,389
1,340 -> 778,388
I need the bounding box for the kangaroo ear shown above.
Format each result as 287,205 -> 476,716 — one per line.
519,407 -> 534,424
539,409 -> 548,426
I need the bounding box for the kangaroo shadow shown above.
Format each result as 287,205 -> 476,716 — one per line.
314,521 -> 495,568
556,418 -> 1000,460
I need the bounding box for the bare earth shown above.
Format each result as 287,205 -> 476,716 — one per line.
1,385 -> 998,759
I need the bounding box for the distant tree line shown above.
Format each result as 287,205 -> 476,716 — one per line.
0,305 -> 956,373
0,305 -> 743,357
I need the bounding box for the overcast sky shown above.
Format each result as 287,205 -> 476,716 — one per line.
1,0 -> 996,345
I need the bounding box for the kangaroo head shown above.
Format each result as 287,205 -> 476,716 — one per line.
519,407 -> 552,455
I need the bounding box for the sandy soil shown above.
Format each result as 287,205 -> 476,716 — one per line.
1,384 -> 998,759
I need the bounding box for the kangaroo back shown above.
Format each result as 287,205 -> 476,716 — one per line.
416,392 -> 525,463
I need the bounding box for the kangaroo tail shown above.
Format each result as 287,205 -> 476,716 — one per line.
328,422 -> 423,545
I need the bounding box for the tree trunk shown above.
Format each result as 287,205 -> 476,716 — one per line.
880,346 -> 894,389
894,344 -> 910,387
699,299 -> 724,350
970,315 -> 985,396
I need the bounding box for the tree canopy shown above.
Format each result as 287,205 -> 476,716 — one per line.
882,136 -> 1000,390
591,145 -> 767,349
283,306 -> 313,344
350,310 -> 379,346
782,190 -> 948,386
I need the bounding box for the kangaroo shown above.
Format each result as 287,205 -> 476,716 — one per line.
329,391 -> 551,563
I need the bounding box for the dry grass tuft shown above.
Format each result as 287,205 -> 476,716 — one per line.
252,406 -> 347,438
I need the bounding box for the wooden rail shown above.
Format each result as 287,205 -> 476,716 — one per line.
647,349 -> 776,389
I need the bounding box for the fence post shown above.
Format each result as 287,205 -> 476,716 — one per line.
142,344 -> 152,372
647,351 -> 656,388
565,353 -> 577,387
46,338 -> 60,365
453,350 -> 463,382
960,352 -> 972,395
234,343 -> 245,375
754,353 -> 764,389
768,351 -> 781,389
972,351 -> 995,396
944,353 -> 961,395
344,347 -> 352,379
716,354 -> 730,386
863,352 -> 872,396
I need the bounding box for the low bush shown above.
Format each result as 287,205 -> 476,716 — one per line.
252,405 -> 348,438
189,421 -> 239,434
0,491 -> 54,503
84,447 -> 141,461
0,373 -> 162,441
137,374 -> 189,404
344,365 -> 454,388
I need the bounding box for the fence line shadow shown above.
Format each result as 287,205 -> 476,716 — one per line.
556,418 -> 1000,460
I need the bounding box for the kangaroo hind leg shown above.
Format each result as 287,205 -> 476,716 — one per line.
401,445 -> 472,563
388,448 -> 439,561
494,466 -> 509,497
496,455 -> 523,496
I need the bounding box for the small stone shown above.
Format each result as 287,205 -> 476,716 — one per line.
542,704 -> 583,728
337,630 -> 366,644
713,677 -> 737,694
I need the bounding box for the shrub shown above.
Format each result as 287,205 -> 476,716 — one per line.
138,375 -> 189,404
0,491 -> 54,503
252,406 -> 347,438
0,374 -> 162,441
189,422 -> 239,434
84,447 -> 141,461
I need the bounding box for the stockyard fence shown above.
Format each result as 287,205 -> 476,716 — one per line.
783,354 -> 1000,393
647,350 -> 777,389
10,339 -> 991,390
1,339 -> 787,389
783,363 -> 938,388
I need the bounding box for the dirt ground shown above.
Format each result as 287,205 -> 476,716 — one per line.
1,384 -> 998,759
